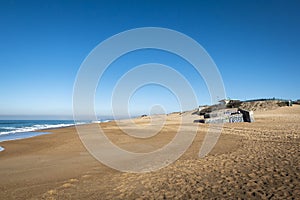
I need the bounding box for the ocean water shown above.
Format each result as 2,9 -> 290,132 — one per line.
0,120 -> 90,151
0,120 -> 79,135
0,119 -> 113,152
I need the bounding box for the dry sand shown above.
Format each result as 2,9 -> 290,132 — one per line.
0,105 -> 299,199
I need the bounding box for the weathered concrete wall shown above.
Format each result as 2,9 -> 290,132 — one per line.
200,107 -> 254,124
204,113 -> 244,124
229,114 -> 244,123
238,109 -> 255,122
204,108 -> 238,119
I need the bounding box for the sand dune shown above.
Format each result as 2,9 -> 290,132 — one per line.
0,106 -> 299,199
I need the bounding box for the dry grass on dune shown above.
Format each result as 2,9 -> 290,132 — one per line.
239,100 -> 289,111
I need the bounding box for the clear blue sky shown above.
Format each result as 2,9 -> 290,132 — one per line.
0,0 -> 299,119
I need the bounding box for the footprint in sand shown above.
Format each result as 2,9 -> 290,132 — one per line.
43,189 -> 57,200
59,178 -> 79,189
69,178 -> 79,183
61,183 -> 75,188
47,189 -> 57,195
82,174 -> 92,178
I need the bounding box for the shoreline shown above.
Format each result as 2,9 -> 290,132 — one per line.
0,120 -> 109,144
0,131 -> 51,143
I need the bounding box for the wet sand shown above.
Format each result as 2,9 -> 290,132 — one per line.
0,106 -> 299,199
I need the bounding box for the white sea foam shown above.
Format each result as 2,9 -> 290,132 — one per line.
1,127 -> 16,130
0,120 -> 102,144
0,120 -> 107,136
91,120 -> 111,123
0,123 -> 75,135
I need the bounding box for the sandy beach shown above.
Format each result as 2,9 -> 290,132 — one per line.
0,105 -> 299,199
2,1 -> 300,199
